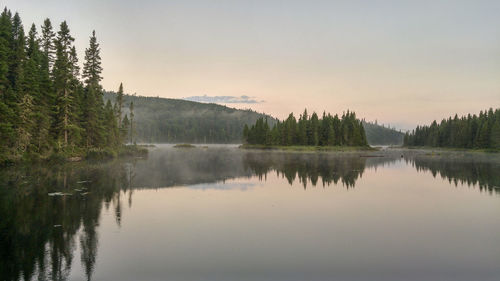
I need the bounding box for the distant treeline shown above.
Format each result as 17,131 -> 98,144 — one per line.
243,110 -> 368,146
404,108 -> 500,149
0,8 -> 128,163
362,120 -> 404,145
104,92 -> 276,143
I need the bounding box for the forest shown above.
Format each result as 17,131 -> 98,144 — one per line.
404,108 -> 500,150
104,91 -> 276,143
243,110 -> 368,147
362,120 -> 404,145
0,8 -> 130,164
104,91 -> 404,145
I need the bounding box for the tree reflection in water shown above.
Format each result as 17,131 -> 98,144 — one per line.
242,152 -> 398,189
405,155 -> 500,195
1,148 -> 499,280
0,161 -> 133,281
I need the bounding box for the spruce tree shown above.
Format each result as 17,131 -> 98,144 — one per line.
38,18 -> 55,130
129,101 -> 135,144
115,82 -> 124,125
82,30 -> 104,147
22,24 -> 42,152
122,114 -> 130,142
40,18 -> 55,71
310,112 -> 319,146
0,9 -> 15,159
104,99 -> 119,147
52,21 -> 77,147
9,12 -> 25,93
490,114 -> 500,149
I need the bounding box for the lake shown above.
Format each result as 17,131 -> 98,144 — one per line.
1,145 -> 500,281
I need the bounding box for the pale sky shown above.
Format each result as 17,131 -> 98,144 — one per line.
6,0 -> 500,130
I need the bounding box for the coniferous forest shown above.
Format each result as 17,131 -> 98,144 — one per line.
243,110 -> 368,147
103,92 -> 276,143
362,120 -> 404,145
0,8 -> 130,164
404,108 -> 500,149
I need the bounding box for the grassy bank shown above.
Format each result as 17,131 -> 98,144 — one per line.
239,144 -> 376,152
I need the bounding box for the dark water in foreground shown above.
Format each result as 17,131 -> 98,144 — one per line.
1,145 -> 500,281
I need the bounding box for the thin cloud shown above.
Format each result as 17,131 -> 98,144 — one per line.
184,95 -> 263,104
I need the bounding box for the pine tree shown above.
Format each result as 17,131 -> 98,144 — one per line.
22,24 -> 43,152
0,9 -> 15,159
489,116 -> 500,149
129,101 -> 135,144
38,18 -> 55,134
310,112 -> 319,146
82,30 -> 104,147
104,99 -> 119,147
298,109 -> 308,145
122,114 -> 130,142
327,123 -> 335,146
475,122 -> 489,148
52,21 -> 77,147
9,12 -> 25,93
115,82 -> 124,125
40,18 -> 55,71
10,13 -> 30,153
82,31 -> 102,86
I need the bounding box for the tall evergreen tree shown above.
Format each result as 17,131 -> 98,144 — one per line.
52,21 -> 77,147
9,12 -> 25,93
115,82 -> 124,126
309,112 -> 319,146
129,101 -> 135,144
38,18 -> 55,132
0,9 -> 15,159
40,18 -> 55,71
104,99 -> 119,147
490,115 -> 500,149
82,30 -> 104,147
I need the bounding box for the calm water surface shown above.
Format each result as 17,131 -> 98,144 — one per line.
1,145 -> 500,281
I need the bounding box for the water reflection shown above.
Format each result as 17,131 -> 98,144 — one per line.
0,148 -> 499,280
406,155 -> 500,195
0,162 -> 132,281
243,152 -> 399,189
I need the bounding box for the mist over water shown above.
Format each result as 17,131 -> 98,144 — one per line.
1,146 -> 500,281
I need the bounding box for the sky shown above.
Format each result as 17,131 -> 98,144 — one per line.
5,0 -> 500,130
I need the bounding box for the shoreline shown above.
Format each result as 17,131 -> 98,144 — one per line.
239,144 -> 377,152
1,145 -> 150,167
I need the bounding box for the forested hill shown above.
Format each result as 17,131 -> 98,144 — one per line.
362,121 -> 405,145
104,92 -> 405,145
104,92 -> 277,143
